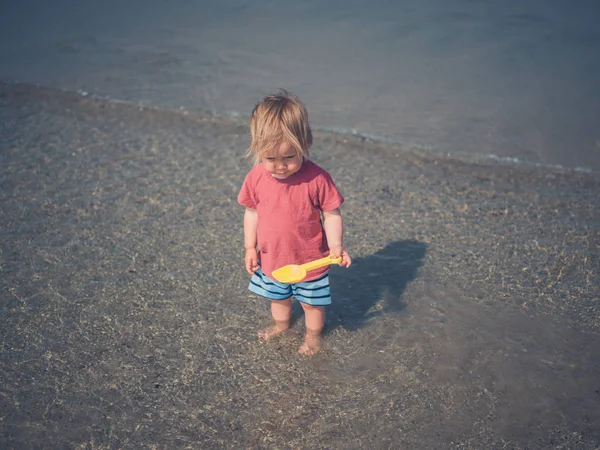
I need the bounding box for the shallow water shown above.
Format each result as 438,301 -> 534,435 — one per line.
1,81 -> 599,448
1,0 -> 599,170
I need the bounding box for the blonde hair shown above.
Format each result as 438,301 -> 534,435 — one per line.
246,90 -> 313,165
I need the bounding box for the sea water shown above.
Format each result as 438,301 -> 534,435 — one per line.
1,0 -> 599,171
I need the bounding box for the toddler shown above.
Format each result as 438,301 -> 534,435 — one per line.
237,90 -> 351,355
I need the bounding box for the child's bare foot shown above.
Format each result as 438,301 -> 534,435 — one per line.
258,320 -> 289,341
298,329 -> 321,356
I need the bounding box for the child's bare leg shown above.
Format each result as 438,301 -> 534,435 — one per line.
258,298 -> 292,341
298,303 -> 325,355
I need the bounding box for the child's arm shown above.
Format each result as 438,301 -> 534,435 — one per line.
322,208 -> 352,268
244,208 -> 260,274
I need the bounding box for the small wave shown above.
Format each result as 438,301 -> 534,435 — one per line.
7,80 -> 596,176
314,126 -> 596,175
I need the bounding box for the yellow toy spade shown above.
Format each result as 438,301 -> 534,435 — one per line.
272,255 -> 342,284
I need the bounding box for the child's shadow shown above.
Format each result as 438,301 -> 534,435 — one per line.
321,240 -> 427,333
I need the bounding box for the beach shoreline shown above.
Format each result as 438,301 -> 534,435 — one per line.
3,1 -> 600,171
1,81 -> 599,448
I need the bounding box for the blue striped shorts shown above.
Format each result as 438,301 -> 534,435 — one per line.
248,268 -> 332,306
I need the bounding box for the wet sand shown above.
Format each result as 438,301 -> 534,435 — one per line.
1,82 -> 599,449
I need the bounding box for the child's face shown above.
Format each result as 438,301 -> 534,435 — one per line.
262,141 -> 303,179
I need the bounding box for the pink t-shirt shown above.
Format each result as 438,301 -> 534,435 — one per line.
238,160 -> 344,281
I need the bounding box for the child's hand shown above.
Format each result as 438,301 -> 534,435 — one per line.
245,248 -> 260,274
330,246 -> 352,268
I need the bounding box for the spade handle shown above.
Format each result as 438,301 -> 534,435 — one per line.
300,255 -> 342,272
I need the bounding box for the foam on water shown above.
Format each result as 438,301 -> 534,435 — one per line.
20,83 -> 598,175
1,0 -> 599,171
